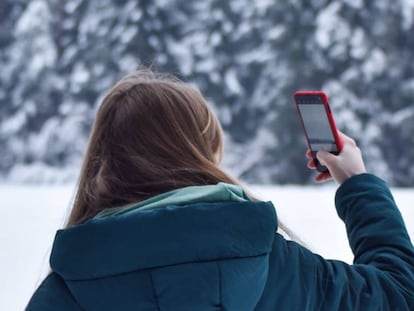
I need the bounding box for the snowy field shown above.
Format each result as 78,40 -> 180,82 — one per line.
1,183 -> 413,311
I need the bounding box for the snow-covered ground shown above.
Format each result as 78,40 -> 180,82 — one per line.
1,183 -> 413,311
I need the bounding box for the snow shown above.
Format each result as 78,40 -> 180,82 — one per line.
65,0 -> 83,14
0,111 -> 27,135
14,0 -> 49,34
71,63 -> 91,86
266,26 -> 285,40
222,128 -> 278,181
254,0 -> 275,14
3,0 -> 414,186
209,32 -> 222,47
13,0 -> 56,76
0,185 -> 75,311
224,69 -> 244,95
350,28 -> 367,59
1,183 -> 412,311
166,36 -> 193,75
197,58 -> 217,73
362,49 -> 387,80
343,0 -> 363,9
401,0 -> 414,29
386,107 -> 414,126
238,47 -> 273,64
315,2 -> 342,48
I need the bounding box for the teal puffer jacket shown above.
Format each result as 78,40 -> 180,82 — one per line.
26,174 -> 414,310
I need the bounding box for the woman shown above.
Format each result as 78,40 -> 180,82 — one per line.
27,69 -> 414,310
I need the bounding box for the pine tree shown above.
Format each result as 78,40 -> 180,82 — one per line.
1,0 -> 414,185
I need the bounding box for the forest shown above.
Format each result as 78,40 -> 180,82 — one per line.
1,0 -> 414,186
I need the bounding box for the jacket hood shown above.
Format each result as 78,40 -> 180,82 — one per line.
94,182 -> 251,218
50,200 -> 277,281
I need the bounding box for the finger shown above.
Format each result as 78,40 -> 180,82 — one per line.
307,159 -> 316,169
316,150 -> 336,167
314,171 -> 332,183
305,149 -> 313,159
337,130 -> 356,146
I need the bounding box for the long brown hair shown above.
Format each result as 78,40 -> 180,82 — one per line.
67,68 -> 242,226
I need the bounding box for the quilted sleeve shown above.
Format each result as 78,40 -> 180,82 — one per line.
255,174 -> 414,311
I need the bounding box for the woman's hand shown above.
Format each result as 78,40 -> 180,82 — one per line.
306,131 -> 367,184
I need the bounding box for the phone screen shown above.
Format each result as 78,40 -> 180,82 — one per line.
297,102 -> 338,153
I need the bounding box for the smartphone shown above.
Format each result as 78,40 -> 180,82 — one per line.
294,91 -> 343,173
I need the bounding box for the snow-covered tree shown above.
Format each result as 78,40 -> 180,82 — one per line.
1,0 -> 414,186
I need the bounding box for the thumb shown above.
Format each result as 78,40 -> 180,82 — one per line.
316,150 -> 336,167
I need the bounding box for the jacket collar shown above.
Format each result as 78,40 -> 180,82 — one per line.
94,182 -> 251,218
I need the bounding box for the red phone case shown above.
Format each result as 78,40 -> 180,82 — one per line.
294,91 -> 343,173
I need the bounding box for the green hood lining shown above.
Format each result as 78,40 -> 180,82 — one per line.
94,182 -> 251,219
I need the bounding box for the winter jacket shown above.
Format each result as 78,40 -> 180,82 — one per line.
26,174 -> 414,310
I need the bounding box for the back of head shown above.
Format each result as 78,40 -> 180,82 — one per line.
67,68 -> 238,226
